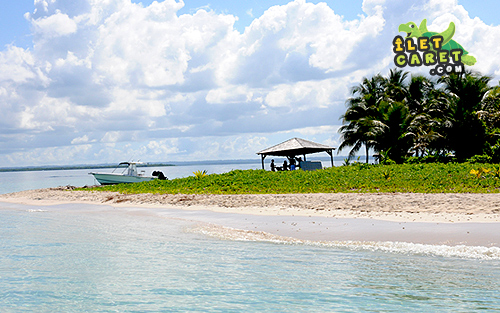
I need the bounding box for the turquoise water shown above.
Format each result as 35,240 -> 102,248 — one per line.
2,166 -> 500,311
1,205 -> 500,312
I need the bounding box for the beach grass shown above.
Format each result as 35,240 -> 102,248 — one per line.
86,163 -> 500,194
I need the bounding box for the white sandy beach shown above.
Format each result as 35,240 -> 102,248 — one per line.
2,186 -> 500,222
1,187 -> 500,247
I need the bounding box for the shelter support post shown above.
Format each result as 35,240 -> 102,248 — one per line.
261,155 -> 266,170
326,149 -> 334,167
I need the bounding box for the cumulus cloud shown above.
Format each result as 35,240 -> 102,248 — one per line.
1,0 -> 500,167
31,10 -> 78,38
214,0 -> 384,86
0,46 -> 38,83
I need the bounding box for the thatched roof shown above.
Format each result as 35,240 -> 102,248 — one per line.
257,138 -> 335,157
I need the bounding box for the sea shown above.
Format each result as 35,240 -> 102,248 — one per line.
1,162 -> 500,312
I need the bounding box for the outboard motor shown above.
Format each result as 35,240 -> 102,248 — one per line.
152,171 -> 167,180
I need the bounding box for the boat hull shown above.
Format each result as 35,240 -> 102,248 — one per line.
90,173 -> 156,185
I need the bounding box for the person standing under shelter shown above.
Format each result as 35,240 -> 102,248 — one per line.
296,157 -> 303,169
270,159 -> 276,171
282,160 -> 288,171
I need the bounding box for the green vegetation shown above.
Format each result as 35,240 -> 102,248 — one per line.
193,170 -> 208,179
87,163 -> 500,194
339,69 -> 500,164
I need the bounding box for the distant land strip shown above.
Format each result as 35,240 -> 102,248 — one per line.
0,156 -> 351,173
0,163 -> 176,173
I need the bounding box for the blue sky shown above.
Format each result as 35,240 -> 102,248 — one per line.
1,0 -> 366,48
2,0 -> 499,49
1,0 -> 500,167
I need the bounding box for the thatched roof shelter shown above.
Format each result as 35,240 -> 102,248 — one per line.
257,137 -> 335,169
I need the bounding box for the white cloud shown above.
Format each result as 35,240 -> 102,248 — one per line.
34,0 -> 56,13
146,139 -> 180,155
71,135 -> 90,144
0,144 -> 93,167
101,131 -> 121,143
18,96 -> 77,131
31,10 -> 78,38
214,0 -> 387,88
2,0 -> 500,167
289,125 -> 340,136
264,79 -> 347,111
0,46 -> 38,83
206,85 -> 253,104
93,2 -> 237,88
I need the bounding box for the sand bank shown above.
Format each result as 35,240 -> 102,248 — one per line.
2,187 -> 500,247
1,187 -> 500,223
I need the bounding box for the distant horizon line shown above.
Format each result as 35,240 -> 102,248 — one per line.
0,155 -> 364,173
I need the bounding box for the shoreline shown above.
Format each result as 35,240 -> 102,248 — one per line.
1,187 -> 500,223
1,187 -> 500,247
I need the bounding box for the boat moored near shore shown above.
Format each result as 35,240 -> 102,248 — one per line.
89,162 -> 166,185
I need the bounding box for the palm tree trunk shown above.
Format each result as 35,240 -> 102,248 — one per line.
365,143 -> 369,163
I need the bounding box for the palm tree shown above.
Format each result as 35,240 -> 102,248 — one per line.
404,75 -> 444,157
438,71 -> 492,160
339,69 -> 499,163
384,68 -> 409,103
340,70 -> 417,163
339,74 -> 385,163
478,84 -> 500,132
373,69 -> 428,162
367,100 -> 413,163
480,85 -> 500,161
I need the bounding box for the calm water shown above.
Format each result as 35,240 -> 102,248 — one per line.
1,164 -> 500,311
1,205 -> 499,312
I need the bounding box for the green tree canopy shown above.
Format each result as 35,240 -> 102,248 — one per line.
338,69 -> 498,163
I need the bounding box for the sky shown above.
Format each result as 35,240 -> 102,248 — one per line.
1,0 -> 500,167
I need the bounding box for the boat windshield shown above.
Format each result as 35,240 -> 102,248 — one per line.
126,163 -> 137,176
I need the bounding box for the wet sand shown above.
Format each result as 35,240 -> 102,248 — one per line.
1,187 -> 500,247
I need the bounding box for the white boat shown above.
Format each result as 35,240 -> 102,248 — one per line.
89,162 -> 165,185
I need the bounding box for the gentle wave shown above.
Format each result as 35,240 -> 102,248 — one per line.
27,209 -> 48,212
190,224 -> 500,260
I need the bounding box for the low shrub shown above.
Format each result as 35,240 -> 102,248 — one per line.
85,163 -> 500,194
